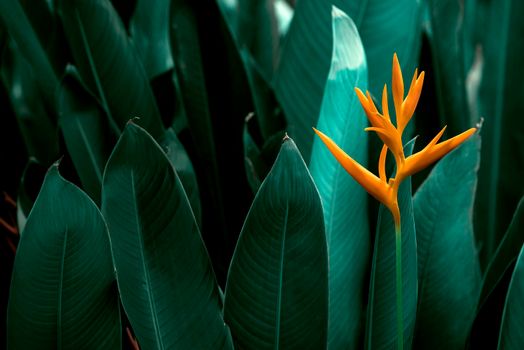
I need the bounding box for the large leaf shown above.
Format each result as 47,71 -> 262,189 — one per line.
129,0 -> 174,79
58,0 -> 164,139
224,137 -> 328,349
58,66 -> 113,205
8,165 -> 121,348
469,198 -> 524,349
236,0 -> 278,81
475,0 -> 524,264
498,244 -> 524,349
424,0 -> 472,136
274,0 -> 351,161
0,0 -> 58,110
170,0 -> 254,281
365,142 -> 417,350
412,136 -> 481,349
102,123 -> 232,349
479,197 -> 524,308
309,7 -> 369,348
354,0 -> 423,112
1,42 -> 58,165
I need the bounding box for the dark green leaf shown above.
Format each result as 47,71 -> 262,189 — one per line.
1,42 -> 58,165
498,244 -> 524,349
274,0 -> 351,161
475,0 -> 524,263
480,197 -> 524,308
8,165 -> 121,348
0,0 -> 59,111
170,0 -> 254,282
58,66 -> 113,205
16,159 -> 47,234
159,127 -> 202,225
365,141 -> 417,349
412,136 -> 481,349
58,0 -> 164,139
236,0 -> 278,81
102,123 -> 232,349
309,8 -> 369,348
224,137 -> 328,349
424,0 -> 472,135
129,0 -> 174,79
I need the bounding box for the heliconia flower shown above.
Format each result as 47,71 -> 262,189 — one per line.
314,53 -> 476,230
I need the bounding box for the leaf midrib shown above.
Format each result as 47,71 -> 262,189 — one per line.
274,202 -> 289,350
57,227 -> 68,350
131,171 -> 164,349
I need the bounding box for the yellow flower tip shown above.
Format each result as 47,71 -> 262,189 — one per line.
392,53 -> 404,118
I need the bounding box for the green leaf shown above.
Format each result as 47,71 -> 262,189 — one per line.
424,0 -> 472,135
1,42 -> 58,165
274,0 -> 351,161
170,0 -> 255,281
469,197 -> 524,348
498,244 -> 524,349
480,197 -> 524,309
16,159 -> 47,234
129,0 -> 174,79
0,0 -> 59,111
159,127 -> 202,226
8,165 -> 121,349
365,141 -> 417,350
412,136 -> 481,349
236,0 -> 278,81
58,66 -> 113,205
224,137 -> 328,349
353,0 -> 423,111
102,123 -> 232,349
475,0 -> 524,263
58,0 -> 164,139
309,7 -> 369,348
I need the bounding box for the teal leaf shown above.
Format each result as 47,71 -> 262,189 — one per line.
224,137 -> 328,349
274,0 -> 354,161
366,141 -> 417,349
498,244 -> 524,349
102,123 -> 232,349
8,165 -> 121,349
309,7 -> 369,348
413,136 -> 481,349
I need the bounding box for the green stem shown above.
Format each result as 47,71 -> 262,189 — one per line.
395,223 -> 403,350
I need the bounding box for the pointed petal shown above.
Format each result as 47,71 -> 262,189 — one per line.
392,53 -> 404,124
378,144 -> 388,182
382,84 -> 390,121
355,88 -> 383,128
313,128 -> 390,204
402,127 -> 476,177
399,71 -> 425,133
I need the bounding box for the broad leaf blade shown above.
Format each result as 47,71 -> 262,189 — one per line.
366,142 -> 417,350
224,137 -> 328,349
58,66 -> 113,205
102,123 -> 232,349
274,0 -> 353,161
58,0 -> 164,139
8,165 -> 121,348
413,136 -> 481,349
309,7 -> 369,348
498,244 -> 524,349
129,0 -> 174,79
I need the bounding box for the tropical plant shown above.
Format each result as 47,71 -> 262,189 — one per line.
0,0 -> 523,349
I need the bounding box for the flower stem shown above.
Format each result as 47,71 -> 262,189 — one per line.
395,223 -> 403,350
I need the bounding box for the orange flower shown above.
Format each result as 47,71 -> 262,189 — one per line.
314,53 -> 476,230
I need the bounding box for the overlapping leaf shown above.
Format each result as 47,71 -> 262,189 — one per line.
224,137 -> 328,349
102,123 -> 232,349
309,7 -> 369,348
